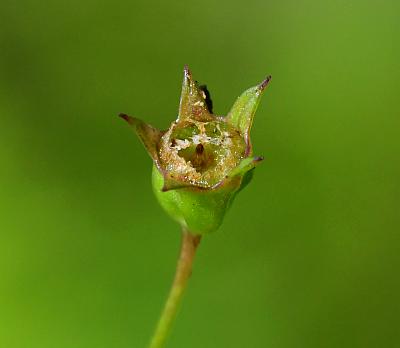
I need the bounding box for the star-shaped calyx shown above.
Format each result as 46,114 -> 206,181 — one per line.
120,66 -> 271,193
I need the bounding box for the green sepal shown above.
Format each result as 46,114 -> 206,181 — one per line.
226,156 -> 264,179
226,76 -> 271,155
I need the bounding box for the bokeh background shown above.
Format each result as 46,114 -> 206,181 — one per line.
1,0 -> 399,347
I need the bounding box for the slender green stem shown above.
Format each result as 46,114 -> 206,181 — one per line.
148,228 -> 202,348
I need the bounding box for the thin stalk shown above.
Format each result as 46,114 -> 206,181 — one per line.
148,228 -> 202,348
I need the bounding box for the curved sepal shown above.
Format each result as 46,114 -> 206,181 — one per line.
119,113 -> 164,162
226,156 -> 264,179
226,76 -> 271,155
158,156 -> 263,193
161,173 -> 193,192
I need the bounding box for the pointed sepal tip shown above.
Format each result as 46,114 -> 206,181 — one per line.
259,75 -> 272,92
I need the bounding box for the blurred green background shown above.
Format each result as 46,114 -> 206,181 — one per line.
1,0 -> 399,347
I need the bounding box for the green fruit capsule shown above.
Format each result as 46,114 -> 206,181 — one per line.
120,66 -> 270,234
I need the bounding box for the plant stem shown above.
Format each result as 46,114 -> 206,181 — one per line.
148,228 -> 202,348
